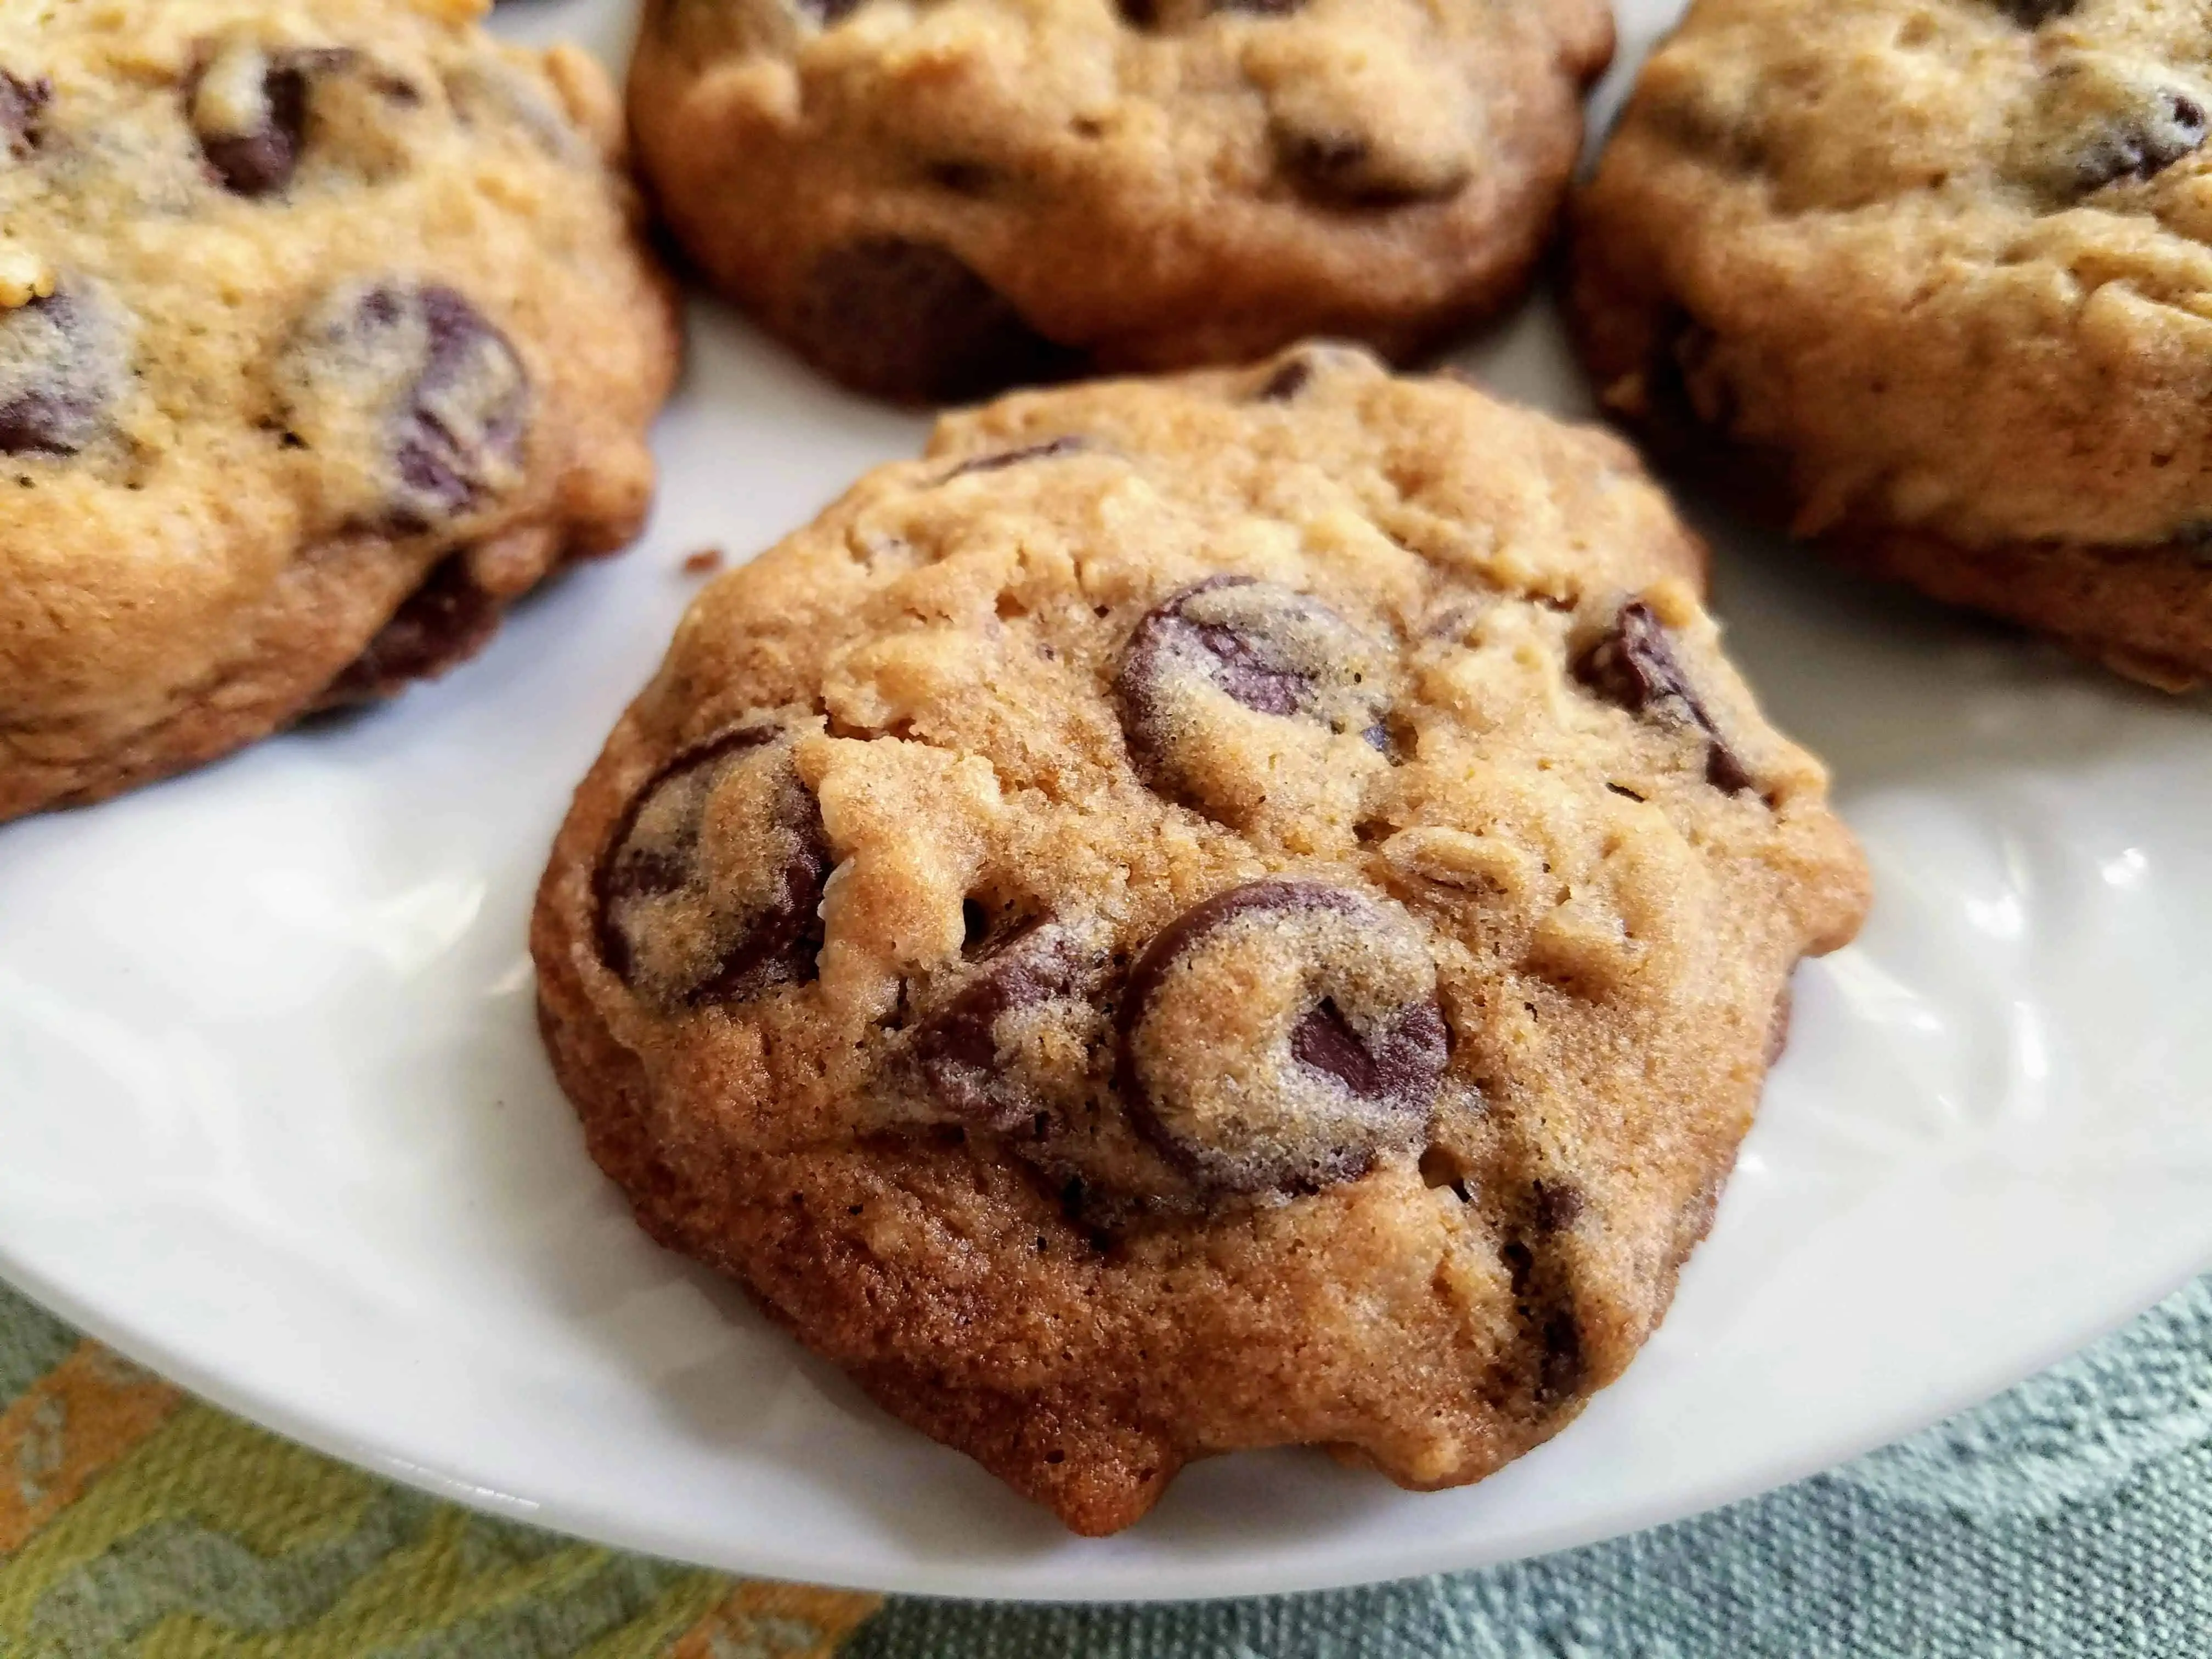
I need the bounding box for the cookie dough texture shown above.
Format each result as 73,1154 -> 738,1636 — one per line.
1573,0 -> 2212,690
533,346 -> 1869,1534
0,0 -> 679,821
627,0 -> 1612,401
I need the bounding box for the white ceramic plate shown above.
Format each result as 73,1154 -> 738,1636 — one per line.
3,0 -> 2210,1602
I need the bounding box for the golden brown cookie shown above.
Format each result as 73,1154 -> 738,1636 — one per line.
531,344 -> 1869,1535
1573,0 -> 2212,691
627,0 -> 1612,401
0,0 -> 680,821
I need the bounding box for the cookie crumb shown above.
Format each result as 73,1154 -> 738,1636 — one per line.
682,548 -> 724,577
0,244 -> 55,310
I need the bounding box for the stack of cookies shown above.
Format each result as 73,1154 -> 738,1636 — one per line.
9,0 -> 2197,1534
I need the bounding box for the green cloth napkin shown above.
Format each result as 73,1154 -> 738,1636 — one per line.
2,1273 -> 2206,1657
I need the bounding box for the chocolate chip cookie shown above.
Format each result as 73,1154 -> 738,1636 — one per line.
0,0 -> 679,821
626,0 -> 1612,402
1574,0 -> 2212,691
531,345 -> 1869,1534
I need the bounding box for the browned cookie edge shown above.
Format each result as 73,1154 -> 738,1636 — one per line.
1566,220 -> 2212,693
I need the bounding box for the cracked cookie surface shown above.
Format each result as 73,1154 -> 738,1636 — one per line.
531,345 -> 1869,1534
1573,0 -> 2212,690
0,0 -> 679,821
627,0 -> 1611,400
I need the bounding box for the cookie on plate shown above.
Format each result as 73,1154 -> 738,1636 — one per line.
0,0 -> 679,822
1573,0 -> 2212,691
531,343 -> 1869,1534
626,0 -> 1612,402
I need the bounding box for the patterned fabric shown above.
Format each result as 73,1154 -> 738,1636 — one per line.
2,1275 -> 2208,1657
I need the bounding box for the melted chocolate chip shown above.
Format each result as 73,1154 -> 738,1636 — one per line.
1115,578 -> 1391,812
594,727 -> 831,1008
1120,880 -> 1447,1194
1118,0 -> 1301,25
1289,997 -> 1380,1095
1502,1234 -> 1584,1403
1993,0 -> 2076,22
0,288 -> 127,456
314,555 -> 501,708
191,48 -> 322,197
789,239 -> 1086,404
284,281 -> 530,528
1276,128 -> 1464,208
2071,90 -> 2207,194
1278,134 -> 1371,200
925,160 -> 998,196
1538,1309 -> 1585,1403
391,288 -> 527,521
1576,602 -> 1754,794
941,436 -> 1087,480
1256,357 -> 1313,402
203,71 -> 307,194
1532,1180 -> 1584,1235
1,70 -> 50,159
798,0 -> 869,24
910,925 -> 1102,1131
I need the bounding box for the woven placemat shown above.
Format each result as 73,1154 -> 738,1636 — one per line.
2,1273 -> 2206,1657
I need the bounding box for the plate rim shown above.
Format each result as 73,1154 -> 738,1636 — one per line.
5,1233 -> 2203,1601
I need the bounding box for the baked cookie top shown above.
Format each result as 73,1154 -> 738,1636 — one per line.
0,0 -> 675,817
1576,0 -> 2212,552
628,0 -> 1611,399
531,345 -> 1869,1535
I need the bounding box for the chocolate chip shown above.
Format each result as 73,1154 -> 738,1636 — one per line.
190,43 -> 329,197
1130,581 -> 1303,718
1254,345 -> 1373,401
1289,997 -> 1382,1095
1576,602 -> 1754,795
1275,128 -> 1464,208
2016,59 -> 2211,200
1532,1180 -> 1584,1235
1118,0 -> 1301,26
388,289 -> 527,521
1255,358 -> 1313,402
1120,880 -> 1447,1194
1,70 -> 50,159
2070,90 -> 2206,193
1115,577 -> 1391,812
797,0 -> 869,23
1538,1310 -> 1585,1403
789,239 -> 1086,404
594,726 -> 831,1009
909,923 -> 1105,1131
1279,134 -> 1372,200
1503,1232 -> 1583,1402
0,287 -> 128,456
202,73 -> 307,194
940,436 -> 1086,481
281,281 -> 530,528
1993,0 -> 2076,22
925,160 -> 998,196
314,555 -> 502,708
